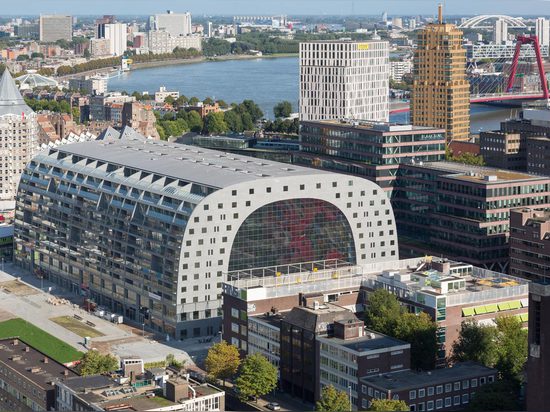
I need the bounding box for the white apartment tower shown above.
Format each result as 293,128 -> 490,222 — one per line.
299,40 -> 389,122
149,11 -> 192,37
536,17 -> 550,48
100,23 -> 127,56
0,70 -> 38,204
493,18 -> 508,45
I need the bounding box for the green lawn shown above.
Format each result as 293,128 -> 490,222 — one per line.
51,316 -> 105,339
0,318 -> 83,364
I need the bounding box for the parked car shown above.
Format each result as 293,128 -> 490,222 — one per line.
266,402 -> 281,411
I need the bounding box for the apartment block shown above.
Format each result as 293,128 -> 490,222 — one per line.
299,40 -> 389,122
480,131 -> 526,171
39,15 -> 72,42
360,362 -> 497,411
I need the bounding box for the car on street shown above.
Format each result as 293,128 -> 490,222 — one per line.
266,402 -> 281,411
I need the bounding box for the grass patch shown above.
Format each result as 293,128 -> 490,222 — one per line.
50,316 -> 105,339
0,318 -> 83,364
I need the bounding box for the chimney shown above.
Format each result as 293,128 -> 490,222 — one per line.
44,357 -> 49,364
12,339 -> 18,346
63,370 -> 69,376
24,347 -> 30,352
438,4 -> 443,24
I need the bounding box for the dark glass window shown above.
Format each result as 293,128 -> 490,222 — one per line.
228,198 -> 356,271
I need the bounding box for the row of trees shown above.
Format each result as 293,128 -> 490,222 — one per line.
316,385 -> 408,412
205,341 -> 278,401
446,147 -> 485,166
24,97 -> 72,114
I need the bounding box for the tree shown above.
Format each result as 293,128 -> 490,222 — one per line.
365,289 -> 402,335
235,353 -> 277,402
186,110 -> 204,133
274,101 -> 293,118
368,399 -> 409,411
493,316 -> 527,382
316,385 -> 351,412
205,341 -> 241,385
394,312 -> 438,370
451,321 -> 497,367
224,110 -> 244,133
164,95 -> 175,105
204,112 -> 229,135
189,96 -> 200,106
79,350 -> 118,376
468,379 -> 521,411
203,97 -> 214,105
83,48 -> 91,58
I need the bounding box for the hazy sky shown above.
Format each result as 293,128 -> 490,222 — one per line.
5,0 -> 550,16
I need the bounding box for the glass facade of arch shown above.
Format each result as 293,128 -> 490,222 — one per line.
228,198 -> 356,271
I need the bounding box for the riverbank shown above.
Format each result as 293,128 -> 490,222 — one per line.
130,53 -> 298,71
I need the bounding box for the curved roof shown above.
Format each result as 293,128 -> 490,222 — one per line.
15,72 -> 58,89
459,15 -> 526,29
0,70 -> 34,117
46,127 -> 332,189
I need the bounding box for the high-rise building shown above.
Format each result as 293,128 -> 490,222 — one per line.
97,22 -> 127,56
39,15 -> 73,42
146,30 -> 202,54
411,6 -> 470,142
0,70 -> 38,205
509,208 -> 550,410
392,17 -> 403,29
493,18 -> 508,45
299,40 -> 389,122
381,11 -> 388,22
536,17 -> 550,48
207,21 -> 213,38
14,132 -> 398,339
148,10 -> 192,37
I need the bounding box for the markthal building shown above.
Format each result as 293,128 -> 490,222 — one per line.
14,129 -> 398,339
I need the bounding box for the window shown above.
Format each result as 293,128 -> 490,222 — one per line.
410,405 -> 416,412
231,308 -> 239,318
410,390 -> 417,400
454,382 -> 460,391
418,402 -> 425,411
445,383 -> 452,393
488,375 -> 494,383
418,389 -> 425,398
453,396 -> 460,406
444,397 -> 451,407
435,399 -> 443,410
471,378 -> 478,388
462,380 -> 469,390
231,323 -> 239,333
266,187 -> 271,193
427,400 -> 434,411
249,188 -> 254,195
362,399 -> 368,409
462,394 -> 469,404
368,387 -> 373,396
480,377 -> 486,385
436,385 -> 443,395
428,387 -> 434,396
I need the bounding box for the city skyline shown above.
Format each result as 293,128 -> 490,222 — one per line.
3,0 -> 550,16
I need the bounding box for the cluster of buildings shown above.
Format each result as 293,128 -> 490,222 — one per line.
0,337 -> 224,411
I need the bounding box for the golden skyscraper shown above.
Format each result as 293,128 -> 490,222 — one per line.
411,5 -> 470,143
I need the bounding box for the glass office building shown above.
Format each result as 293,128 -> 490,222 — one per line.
14,130 -> 399,339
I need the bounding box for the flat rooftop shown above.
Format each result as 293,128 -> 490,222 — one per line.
361,361 -> 496,391
45,131 -> 331,189
0,338 -> 77,389
303,119 -> 445,134
412,161 -> 546,183
318,331 -> 408,353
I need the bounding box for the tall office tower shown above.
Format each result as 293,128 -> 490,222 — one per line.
148,10 -> 192,37
381,11 -> 388,22
493,18 -> 508,45
411,5 -> 470,142
0,70 -> 38,203
299,40 -> 389,122
39,15 -> 73,42
97,22 -> 127,56
207,21 -> 213,38
409,18 -> 417,30
392,17 -> 403,29
536,17 -> 550,48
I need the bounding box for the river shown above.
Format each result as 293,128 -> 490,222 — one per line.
109,56 -> 514,131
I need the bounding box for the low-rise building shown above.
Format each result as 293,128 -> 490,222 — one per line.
184,102 -> 221,118
147,31 -> 202,54
122,101 -> 160,139
68,75 -> 108,95
359,362 -> 497,411
0,338 -> 77,411
155,86 -> 179,103
480,131 -> 526,171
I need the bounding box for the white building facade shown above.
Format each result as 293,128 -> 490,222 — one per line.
493,18 -> 508,45
14,131 -> 399,339
103,23 -> 127,56
149,11 -> 192,37
147,30 -> 202,54
390,60 -> 413,82
0,70 -> 38,205
300,40 -> 390,122
536,17 -> 550,48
